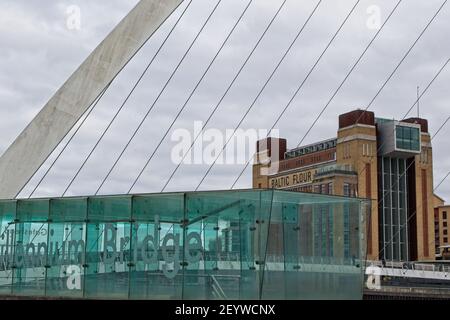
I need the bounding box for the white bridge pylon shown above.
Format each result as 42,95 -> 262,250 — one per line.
0,0 -> 184,199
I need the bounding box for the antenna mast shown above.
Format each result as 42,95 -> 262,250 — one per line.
417,86 -> 420,118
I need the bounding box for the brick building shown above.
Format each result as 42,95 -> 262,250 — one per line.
434,194 -> 450,260
253,109 -> 439,262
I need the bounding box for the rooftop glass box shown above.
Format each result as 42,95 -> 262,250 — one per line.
376,119 -> 422,158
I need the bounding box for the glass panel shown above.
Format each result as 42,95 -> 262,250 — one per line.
411,128 -> 420,151
84,196 -> 132,299
238,196 -> 259,300
12,199 -> 49,297
261,201 -> 285,299
46,198 -> 87,298
0,201 -> 16,295
185,192 -> 244,300
129,193 -> 184,300
396,126 -> 420,151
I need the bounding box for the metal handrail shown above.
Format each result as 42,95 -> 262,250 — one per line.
210,275 -> 228,300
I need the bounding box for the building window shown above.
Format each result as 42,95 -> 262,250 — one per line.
444,230 -> 448,236
420,148 -> 428,164
444,221 -> 448,227
328,183 -> 334,195
379,156 -> 409,261
362,143 -> 373,157
343,144 -> 351,159
343,183 -> 350,197
258,183 -> 262,189
444,211 -> 447,220
343,183 -> 355,197
444,237 -> 448,243
396,125 -> 420,151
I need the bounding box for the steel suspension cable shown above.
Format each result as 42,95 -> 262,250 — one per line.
231,0 -> 401,189
231,0 -> 405,190
352,57 -> 449,180
15,85 -> 110,199
334,2 -> 449,186
303,59 -> 450,260
60,0 -> 196,197
26,84 -> 110,198
231,0 -> 442,189
401,59 -> 449,120
160,0 -> 291,193
123,0 -> 256,194
435,170 -> 450,192
75,0 -> 223,197
198,0 -> 365,191
296,0 -> 447,149
15,1 -> 192,199
197,0 -> 363,191
235,55 -> 448,191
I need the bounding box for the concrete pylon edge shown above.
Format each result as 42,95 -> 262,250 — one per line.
0,0 -> 184,199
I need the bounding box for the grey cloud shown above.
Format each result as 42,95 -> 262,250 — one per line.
0,0 -> 449,202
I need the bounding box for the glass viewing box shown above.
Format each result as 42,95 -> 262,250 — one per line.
0,189 -> 369,300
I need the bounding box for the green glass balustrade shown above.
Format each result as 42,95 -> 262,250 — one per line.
0,190 -> 369,300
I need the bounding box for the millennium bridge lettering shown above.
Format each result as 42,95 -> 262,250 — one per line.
0,216 -> 203,279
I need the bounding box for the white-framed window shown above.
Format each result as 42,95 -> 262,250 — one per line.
362,143 -> 372,157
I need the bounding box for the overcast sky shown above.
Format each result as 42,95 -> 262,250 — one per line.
0,0 -> 449,201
